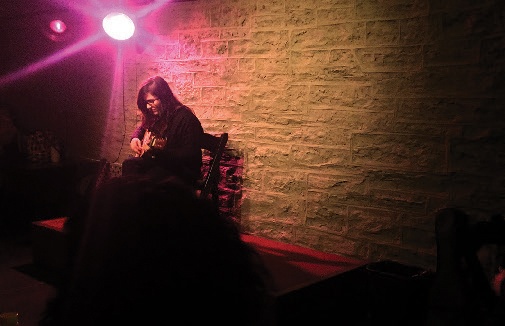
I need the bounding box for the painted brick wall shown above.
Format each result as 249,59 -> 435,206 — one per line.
100,0 -> 505,270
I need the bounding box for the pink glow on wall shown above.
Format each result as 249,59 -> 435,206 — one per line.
100,45 -> 126,159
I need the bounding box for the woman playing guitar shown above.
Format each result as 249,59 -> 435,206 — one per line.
122,76 -> 203,187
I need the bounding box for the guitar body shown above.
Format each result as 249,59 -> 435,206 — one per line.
136,130 -> 167,157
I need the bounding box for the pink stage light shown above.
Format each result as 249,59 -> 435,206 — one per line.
102,12 -> 135,41
0,0 -> 171,86
49,20 -> 67,34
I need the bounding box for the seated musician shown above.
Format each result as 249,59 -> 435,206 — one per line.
122,76 -> 203,187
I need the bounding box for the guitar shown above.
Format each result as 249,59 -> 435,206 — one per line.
136,130 -> 167,157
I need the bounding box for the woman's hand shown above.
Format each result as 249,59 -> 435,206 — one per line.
130,137 -> 143,156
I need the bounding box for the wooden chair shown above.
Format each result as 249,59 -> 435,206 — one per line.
197,132 -> 228,207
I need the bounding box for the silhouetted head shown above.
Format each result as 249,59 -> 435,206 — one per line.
45,174 -> 273,326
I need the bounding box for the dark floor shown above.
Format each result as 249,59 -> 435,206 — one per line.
0,222 -> 433,326
3,222 -> 505,326
1,222 -> 372,326
0,227 -> 56,326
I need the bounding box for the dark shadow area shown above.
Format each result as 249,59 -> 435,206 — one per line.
13,263 -> 61,288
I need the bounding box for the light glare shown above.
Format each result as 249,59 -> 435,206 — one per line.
50,20 -> 67,33
102,12 -> 135,41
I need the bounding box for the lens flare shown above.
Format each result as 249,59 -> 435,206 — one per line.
102,12 -> 135,41
49,20 -> 67,33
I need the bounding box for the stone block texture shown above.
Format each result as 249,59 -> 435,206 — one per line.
99,0 -> 505,271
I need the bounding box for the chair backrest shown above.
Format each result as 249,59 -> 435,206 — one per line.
199,132 -> 228,205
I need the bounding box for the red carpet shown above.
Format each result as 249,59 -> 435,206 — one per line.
241,234 -> 367,296
33,217 -> 66,231
32,218 -> 368,298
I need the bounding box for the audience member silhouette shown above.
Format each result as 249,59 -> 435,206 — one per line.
426,208 -> 505,326
39,174 -> 274,326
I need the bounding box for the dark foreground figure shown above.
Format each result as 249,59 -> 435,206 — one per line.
39,174 -> 274,326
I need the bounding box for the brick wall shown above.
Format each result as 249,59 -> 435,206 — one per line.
99,0 -> 505,270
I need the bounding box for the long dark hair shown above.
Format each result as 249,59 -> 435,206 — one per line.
136,76 -> 183,127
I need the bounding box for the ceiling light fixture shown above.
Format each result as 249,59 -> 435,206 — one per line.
102,12 -> 135,41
